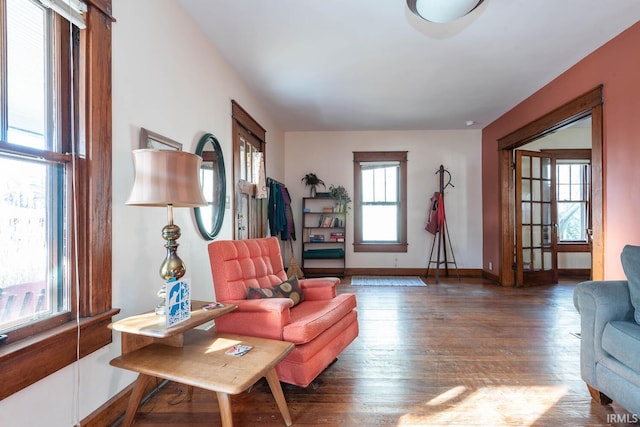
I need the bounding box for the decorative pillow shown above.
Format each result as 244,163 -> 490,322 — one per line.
246,275 -> 305,307
620,245 -> 640,324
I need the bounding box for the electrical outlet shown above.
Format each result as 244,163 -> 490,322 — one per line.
488,262 -> 493,270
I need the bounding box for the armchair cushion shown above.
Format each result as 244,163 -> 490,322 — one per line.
247,275 -> 305,306
620,245 -> 640,324
284,293 -> 357,344
602,320 -> 640,372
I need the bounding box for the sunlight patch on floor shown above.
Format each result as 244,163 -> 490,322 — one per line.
398,385 -> 569,426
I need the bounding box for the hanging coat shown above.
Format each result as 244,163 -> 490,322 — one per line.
425,192 -> 445,234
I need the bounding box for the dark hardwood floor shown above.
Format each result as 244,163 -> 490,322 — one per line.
119,277 -> 638,426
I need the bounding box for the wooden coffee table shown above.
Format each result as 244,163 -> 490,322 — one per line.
109,302 -> 294,426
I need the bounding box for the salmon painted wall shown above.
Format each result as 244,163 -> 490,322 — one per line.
482,21 -> 640,281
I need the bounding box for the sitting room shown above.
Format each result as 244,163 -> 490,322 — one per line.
2,1 -> 640,426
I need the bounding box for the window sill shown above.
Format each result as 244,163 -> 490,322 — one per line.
354,243 -> 408,253
557,243 -> 591,252
0,307 -> 120,400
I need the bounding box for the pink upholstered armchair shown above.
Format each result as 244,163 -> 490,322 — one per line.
208,237 -> 358,387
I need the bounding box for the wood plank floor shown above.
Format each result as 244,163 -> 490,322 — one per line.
118,277 -> 638,426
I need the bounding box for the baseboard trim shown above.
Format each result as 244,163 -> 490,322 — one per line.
559,268 -> 590,278
81,379 -> 168,427
346,267 -> 482,278
482,270 -> 500,284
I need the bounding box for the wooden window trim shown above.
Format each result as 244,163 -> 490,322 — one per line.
353,151 -> 408,253
0,1 -> 117,400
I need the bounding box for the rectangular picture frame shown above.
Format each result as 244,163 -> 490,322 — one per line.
140,127 -> 182,151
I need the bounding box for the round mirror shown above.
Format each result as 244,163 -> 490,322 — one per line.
194,133 -> 226,240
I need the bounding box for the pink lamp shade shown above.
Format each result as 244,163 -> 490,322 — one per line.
126,149 -> 207,207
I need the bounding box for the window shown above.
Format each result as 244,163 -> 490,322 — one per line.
556,160 -> 590,243
1,0 -> 69,335
0,0 -> 116,400
353,151 -> 407,252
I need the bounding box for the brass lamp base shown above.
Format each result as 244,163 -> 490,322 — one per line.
156,216 -> 186,315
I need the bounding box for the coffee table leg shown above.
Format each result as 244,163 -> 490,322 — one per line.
265,368 -> 293,426
216,391 -> 233,427
121,373 -> 154,427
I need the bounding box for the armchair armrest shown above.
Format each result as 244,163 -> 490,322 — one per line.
214,298 -> 293,340
226,298 -> 293,313
299,277 -> 340,300
573,280 -> 635,384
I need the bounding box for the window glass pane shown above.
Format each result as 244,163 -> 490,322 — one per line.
385,167 -> 397,202
521,155 -> 530,178
522,202 -> 531,225
532,225 -> 541,246
557,164 -> 569,184
521,179 -> 531,201
543,250 -> 552,270
523,249 -> 531,270
532,179 -> 541,201
570,182 -> 583,200
531,157 -> 540,179
542,203 -> 551,225
373,168 -> 385,201
0,156 -> 66,331
239,140 -> 246,180
542,157 -> 551,179
558,202 -> 587,241
542,225 -> 551,245
542,180 -> 551,202
7,0 -> 47,149
362,164 -> 398,203
362,205 -> 397,241
532,202 -> 541,225
533,248 -> 542,269
557,184 -> 570,201
362,169 -> 374,202
522,225 -> 531,247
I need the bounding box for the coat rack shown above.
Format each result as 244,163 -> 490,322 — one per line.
426,165 -> 460,283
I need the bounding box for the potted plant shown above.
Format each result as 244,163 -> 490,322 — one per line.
301,173 -> 325,197
329,184 -> 351,213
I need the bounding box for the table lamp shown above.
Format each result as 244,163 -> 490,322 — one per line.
126,149 -> 207,314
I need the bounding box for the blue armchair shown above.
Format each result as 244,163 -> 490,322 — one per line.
573,245 -> 640,416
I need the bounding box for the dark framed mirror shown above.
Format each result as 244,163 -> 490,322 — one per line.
194,133 -> 226,240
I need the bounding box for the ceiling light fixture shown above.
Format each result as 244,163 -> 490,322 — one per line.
407,0 -> 485,23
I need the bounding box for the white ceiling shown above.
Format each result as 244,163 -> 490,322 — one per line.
176,0 -> 640,132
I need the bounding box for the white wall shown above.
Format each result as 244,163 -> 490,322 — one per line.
284,130 -> 483,270
0,1 -> 284,425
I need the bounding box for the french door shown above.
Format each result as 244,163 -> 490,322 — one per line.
232,101 -> 267,239
515,150 -> 558,286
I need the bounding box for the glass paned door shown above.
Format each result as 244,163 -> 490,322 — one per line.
515,150 -> 558,286
234,126 -> 265,239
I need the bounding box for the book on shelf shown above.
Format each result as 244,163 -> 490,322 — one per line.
330,232 -> 345,242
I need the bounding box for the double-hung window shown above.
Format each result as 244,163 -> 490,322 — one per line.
1,0 -> 71,335
353,151 -> 407,252
0,0 -> 115,400
556,160 -> 591,243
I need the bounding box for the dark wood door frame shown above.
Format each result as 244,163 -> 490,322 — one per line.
497,86 -> 603,287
